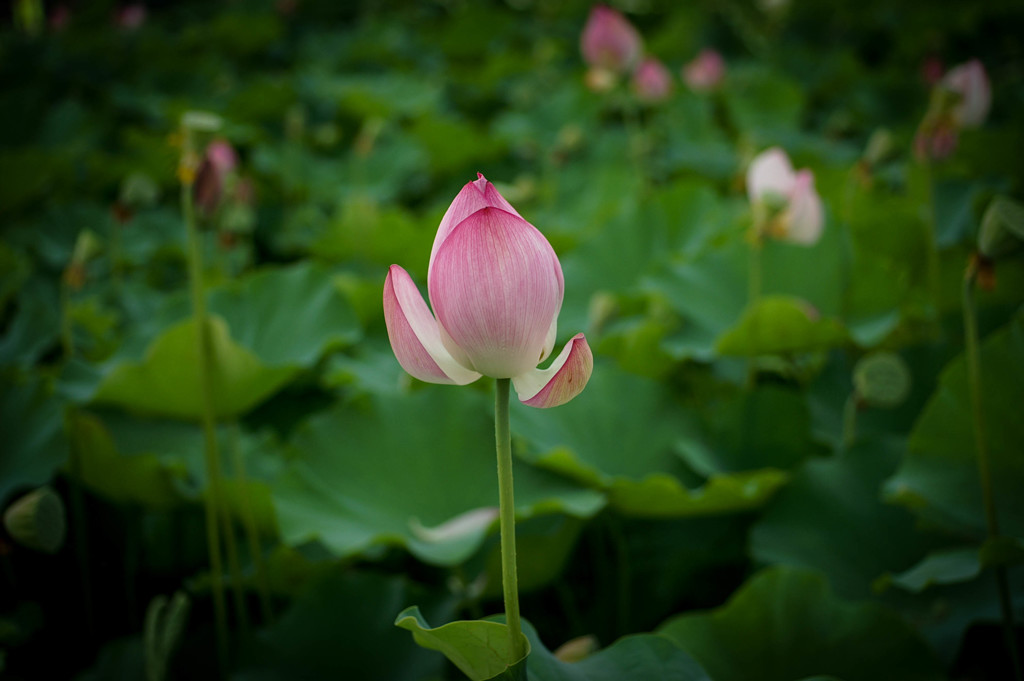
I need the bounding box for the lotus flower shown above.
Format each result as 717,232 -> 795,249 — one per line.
632,57 -> 673,102
941,59 -> 991,128
384,174 -> 593,408
746,148 -> 824,245
682,49 -> 725,92
580,5 -> 642,74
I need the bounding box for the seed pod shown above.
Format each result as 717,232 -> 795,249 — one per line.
854,352 -> 911,409
3,487 -> 66,554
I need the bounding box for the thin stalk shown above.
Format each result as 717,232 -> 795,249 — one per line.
229,422 -> 274,624
963,264 -> 1022,681
181,161 -> 230,672
494,378 -> 525,661
218,474 -> 249,637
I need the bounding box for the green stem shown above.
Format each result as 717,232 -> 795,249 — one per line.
494,378 -> 525,661
963,265 -> 1022,681
230,422 -> 274,624
182,160 -> 230,673
219,471 -> 249,637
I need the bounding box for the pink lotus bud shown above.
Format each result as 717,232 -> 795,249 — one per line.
580,5 -> 643,74
384,174 -> 593,408
206,139 -> 238,173
941,59 -> 991,128
632,57 -> 672,102
115,4 -> 146,30
682,49 -> 725,92
746,148 -> 824,245
193,139 -> 238,215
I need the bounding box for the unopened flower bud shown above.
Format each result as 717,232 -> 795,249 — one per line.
3,487 -> 66,554
978,196 -> 1024,261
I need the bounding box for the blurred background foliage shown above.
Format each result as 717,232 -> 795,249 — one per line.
1,0 -> 1023,679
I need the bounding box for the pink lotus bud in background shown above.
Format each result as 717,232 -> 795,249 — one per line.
580,5 -> 643,74
941,59 -> 991,128
206,139 -> 238,174
115,4 -> 146,30
194,139 -> 238,216
682,49 -> 725,92
632,57 -> 672,102
384,173 -> 593,408
746,148 -> 824,245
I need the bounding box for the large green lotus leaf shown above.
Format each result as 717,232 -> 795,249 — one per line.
885,311 -> 1024,539
884,547 -> 982,593
522,620 -> 711,681
0,277 -> 60,369
206,261 -> 360,366
659,567 -> 945,681
309,195 -> 434,273
234,571 -> 457,681
750,437 -> 940,599
409,114 -> 505,175
512,366 -> 787,517
721,64 -> 805,144
478,515 -> 584,598
0,377 -> 68,503
81,263 -> 359,419
299,70 -> 442,119
716,295 -> 848,356
657,94 -> 737,181
90,316 -> 293,419
272,387 -> 605,565
66,410 -> 186,509
396,608 -> 529,681
677,385 -> 819,475
655,245 -> 749,362
560,178 -> 740,338
656,231 -> 844,361
400,613 -> 712,681
843,177 -> 932,320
